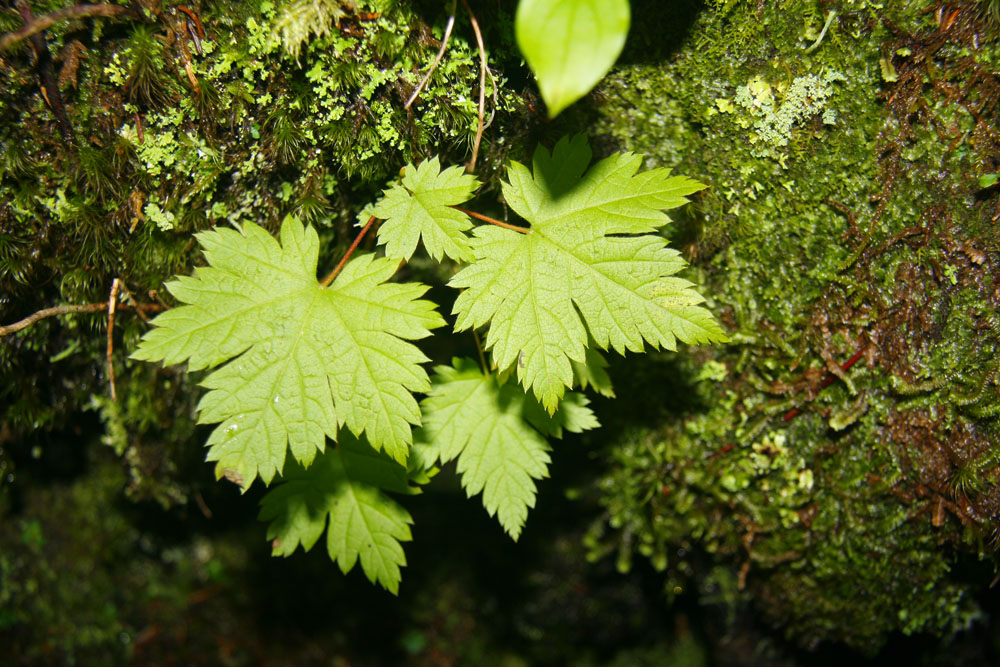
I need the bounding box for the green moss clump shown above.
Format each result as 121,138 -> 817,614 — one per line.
587,0 -> 1000,652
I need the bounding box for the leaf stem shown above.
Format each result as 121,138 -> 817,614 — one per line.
452,206 -> 529,234
321,215 -> 378,286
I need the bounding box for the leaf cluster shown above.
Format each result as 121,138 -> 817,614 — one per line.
134,135 -> 725,591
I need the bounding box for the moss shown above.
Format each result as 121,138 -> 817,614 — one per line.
588,0 -> 1000,652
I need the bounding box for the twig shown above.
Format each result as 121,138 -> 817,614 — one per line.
107,279 -> 121,401
0,4 -> 136,52
176,6 -> 205,39
320,215 -> 378,286
149,289 -> 170,309
459,0 -> 487,173
1,303 -> 104,336
483,64 -> 498,131
404,0 -> 458,109
0,302 -> 164,337
452,206 -> 530,234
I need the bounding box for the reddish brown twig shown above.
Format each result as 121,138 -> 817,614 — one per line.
176,6 -> 204,39
458,0 -> 488,173
405,0 -> 457,109
117,282 -> 149,323
452,206 -> 530,233
320,215 -> 378,286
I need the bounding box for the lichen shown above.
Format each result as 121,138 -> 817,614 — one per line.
719,69 -> 846,162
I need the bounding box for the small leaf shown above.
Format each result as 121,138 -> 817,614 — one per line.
373,157 -> 480,262
258,433 -> 416,594
417,358 -> 598,539
516,0 -> 630,118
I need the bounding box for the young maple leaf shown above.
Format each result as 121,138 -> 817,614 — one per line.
258,432 -> 417,594
372,157 -> 480,263
132,217 -> 444,489
450,135 -> 727,412
416,358 -> 598,539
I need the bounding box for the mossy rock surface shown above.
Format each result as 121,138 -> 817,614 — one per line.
587,0 -> 1000,652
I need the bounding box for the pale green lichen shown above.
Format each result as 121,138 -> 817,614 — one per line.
719,70 -> 846,162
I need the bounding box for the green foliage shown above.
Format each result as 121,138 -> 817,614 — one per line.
417,358 -> 598,539
373,157 -> 480,262
259,432 -> 419,593
132,217 -> 444,487
451,135 -> 726,411
516,0 -> 630,117
131,134 -> 718,590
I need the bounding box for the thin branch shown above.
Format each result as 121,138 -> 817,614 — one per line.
459,0 -> 487,173
1,303 -> 104,336
0,302 -> 164,338
404,0 -> 458,109
0,4 -> 136,52
193,489 -> 213,518
107,279 -> 121,401
453,206 -> 530,234
320,215 -> 378,286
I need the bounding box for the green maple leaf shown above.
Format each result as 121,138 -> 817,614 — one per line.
416,358 -> 598,539
258,432 -> 417,594
450,135 -> 727,412
372,157 -> 480,263
132,217 -> 444,489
